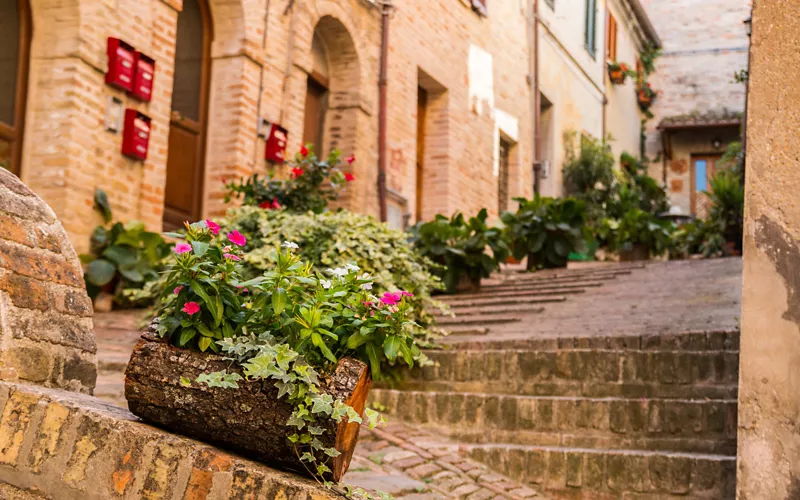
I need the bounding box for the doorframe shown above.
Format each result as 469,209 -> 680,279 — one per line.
415,86 -> 428,223
1,0 -> 31,176
690,153 -> 722,215
163,0 -> 213,227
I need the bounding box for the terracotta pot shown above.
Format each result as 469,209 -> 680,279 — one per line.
506,255 -> 522,265
619,243 -> 650,262
637,90 -> 653,110
609,68 -> 626,85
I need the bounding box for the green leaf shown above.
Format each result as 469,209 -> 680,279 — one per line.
191,240 -> 210,257
118,266 -> 144,282
85,259 -> 116,286
102,245 -> 138,266
94,188 -> 113,223
383,336 -> 401,362
196,371 -> 242,388
179,376 -> 192,387
178,328 -> 197,346
198,337 -> 212,352
272,288 -> 287,315
365,343 -> 382,380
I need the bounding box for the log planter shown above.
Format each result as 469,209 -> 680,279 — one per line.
608,68 -> 627,85
637,89 -> 654,110
124,328 -> 371,482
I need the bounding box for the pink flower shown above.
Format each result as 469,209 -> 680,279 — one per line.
239,287 -> 249,294
291,167 -> 304,179
346,155 -> 356,165
182,301 -> 200,316
344,173 -> 355,182
227,231 -> 246,247
173,243 -> 192,254
221,177 -> 227,184
399,291 -> 414,297
259,198 -> 281,210
173,286 -> 183,295
223,253 -> 241,261
379,292 -> 402,306
271,198 -> 281,209
205,220 -> 220,235
362,301 -> 374,307
300,145 -> 309,156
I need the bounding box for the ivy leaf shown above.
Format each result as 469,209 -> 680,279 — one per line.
365,408 -> 383,430
196,371 -> 242,388
300,452 -> 315,463
324,448 -> 342,458
179,376 -> 192,388
275,381 -> 295,399
311,394 -> 334,415
316,463 -> 332,476
345,406 -> 363,425
308,425 -> 325,436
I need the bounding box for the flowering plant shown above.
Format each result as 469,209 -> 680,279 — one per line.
154,220 -> 428,493
225,145 -> 356,214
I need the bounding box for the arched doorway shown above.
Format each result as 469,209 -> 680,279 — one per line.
163,0 -> 212,229
303,33 -> 330,152
0,0 -> 31,176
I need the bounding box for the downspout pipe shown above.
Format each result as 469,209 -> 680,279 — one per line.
532,0 -> 542,195
377,0 -> 393,222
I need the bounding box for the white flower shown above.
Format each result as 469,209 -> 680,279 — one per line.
361,282 -> 373,291
321,279 -> 332,289
345,263 -> 360,272
282,241 -> 299,250
327,267 -> 349,277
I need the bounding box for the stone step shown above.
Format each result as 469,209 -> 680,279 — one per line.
370,389 -> 737,455
433,305 -> 545,318
495,267 -> 639,283
437,287 -> 590,302
433,314 -> 523,327
402,336 -> 740,400
440,294 -> 569,309
477,280 -> 606,294
441,326 -> 490,336
465,444 -> 735,499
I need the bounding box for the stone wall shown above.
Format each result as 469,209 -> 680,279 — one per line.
737,0 -> 800,497
0,169 -> 96,394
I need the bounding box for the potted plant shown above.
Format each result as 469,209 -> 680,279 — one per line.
500,195 -> 588,271
408,209 -> 509,293
600,209 -> 674,261
125,221 -> 426,487
637,83 -> 657,110
607,61 -> 631,85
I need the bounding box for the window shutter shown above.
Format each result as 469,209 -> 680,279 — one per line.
585,0 -> 597,58
607,12 -> 618,61
471,0 -> 487,16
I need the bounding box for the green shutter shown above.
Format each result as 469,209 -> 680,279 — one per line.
585,0 -> 597,58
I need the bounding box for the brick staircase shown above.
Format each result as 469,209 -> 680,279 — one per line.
374,331 -> 738,498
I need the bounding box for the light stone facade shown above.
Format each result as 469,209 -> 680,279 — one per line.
6,0 -> 658,251
641,0 -> 751,216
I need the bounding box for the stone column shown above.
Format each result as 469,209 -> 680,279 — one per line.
737,0 -> 800,498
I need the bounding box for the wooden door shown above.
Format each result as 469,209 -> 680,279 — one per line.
416,87 -> 428,223
0,0 -> 31,176
164,0 -> 212,229
691,154 -> 722,216
498,138 -> 511,214
303,76 -> 329,152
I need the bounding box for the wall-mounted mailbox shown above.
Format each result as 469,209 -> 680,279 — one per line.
130,52 -> 155,102
121,109 -> 151,161
264,123 -> 288,163
105,38 -> 135,92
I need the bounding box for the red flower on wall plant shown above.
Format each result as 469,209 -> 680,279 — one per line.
300,145 -> 309,156
346,155 -> 356,165
259,198 -> 281,210
344,173 -> 355,182
291,167 -> 304,179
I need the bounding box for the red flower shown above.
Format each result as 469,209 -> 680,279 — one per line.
259,200 -> 271,209
291,167 -> 304,179
271,198 -> 281,209
344,173 -> 355,182
182,301 -> 200,316
300,145 -> 309,156
346,155 -> 356,165
227,231 -> 247,247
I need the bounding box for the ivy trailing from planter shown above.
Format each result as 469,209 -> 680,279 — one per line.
408,209 -> 510,293
501,195 -> 588,270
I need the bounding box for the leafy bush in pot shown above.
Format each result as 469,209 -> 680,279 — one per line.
706,169 -> 744,251
562,131 -> 616,223
223,207 -> 442,323
599,208 -> 674,258
225,145 -> 355,214
80,189 -> 169,305
408,209 -> 510,293
501,195 -> 588,270
670,219 -> 726,259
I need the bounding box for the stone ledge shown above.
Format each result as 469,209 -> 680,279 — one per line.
0,382 -> 337,500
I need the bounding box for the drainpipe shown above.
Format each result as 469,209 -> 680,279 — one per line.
377,1 -> 393,222
531,0 -> 542,195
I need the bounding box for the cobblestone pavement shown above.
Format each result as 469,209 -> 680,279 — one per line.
447,258 -> 742,345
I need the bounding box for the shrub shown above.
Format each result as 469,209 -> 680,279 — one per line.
563,131 -> 616,223
706,169 -> 744,250
155,221 -> 421,490
225,145 -> 355,213
408,209 -> 510,293
80,189 -> 169,305
599,209 -> 674,257
223,207 -> 441,323
616,153 -> 670,216
501,196 -> 588,270
670,219 -> 726,259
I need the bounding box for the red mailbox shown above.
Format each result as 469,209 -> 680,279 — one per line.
105,38 -> 135,92
121,109 -> 151,161
130,52 -> 155,102
264,124 -> 288,163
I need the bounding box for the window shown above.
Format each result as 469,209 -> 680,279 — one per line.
544,0 -> 554,9
471,0 -> 487,16
584,0 -> 597,58
606,12 -> 618,61
498,138 -> 511,214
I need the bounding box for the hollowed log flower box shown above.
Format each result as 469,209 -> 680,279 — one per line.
637,89 -> 654,110
608,68 -> 627,85
124,328 -> 371,482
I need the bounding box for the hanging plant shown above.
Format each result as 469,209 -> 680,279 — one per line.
637,83 -> 658,110
607,61 -> 632,85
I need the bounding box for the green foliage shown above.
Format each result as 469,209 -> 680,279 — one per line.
501,195 -> 588,270
670,219 -> 727,259
599,209 -> 674,256
612,153 -> 669,217
80,189 -> 169,304
223,207 -> 441,325
706,169 -> 744,250
719,141 -> 744,178
408,209 -> 510,293
156,222 -> 417,493
562,131 -> 616,223
225,145 -> 354,214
